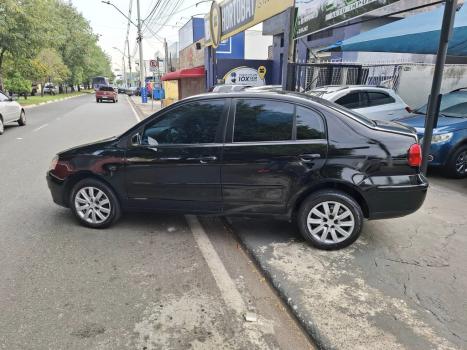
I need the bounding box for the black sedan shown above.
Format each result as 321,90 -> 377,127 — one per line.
47,91 -> 427,250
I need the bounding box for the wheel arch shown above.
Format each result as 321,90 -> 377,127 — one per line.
290,181 -> 370,219
63,171 -> 120,206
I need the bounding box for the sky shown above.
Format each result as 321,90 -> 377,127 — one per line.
71,0 -> 213,74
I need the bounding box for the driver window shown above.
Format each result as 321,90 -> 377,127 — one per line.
142,100 -> 224,145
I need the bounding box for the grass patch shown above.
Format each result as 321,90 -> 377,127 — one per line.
19,90 -> 94,106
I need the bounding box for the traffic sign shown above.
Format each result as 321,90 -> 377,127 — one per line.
149,59 -> 158,72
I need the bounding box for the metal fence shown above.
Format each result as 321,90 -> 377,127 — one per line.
289,63 -> 403,92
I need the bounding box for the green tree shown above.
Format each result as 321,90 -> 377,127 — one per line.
4,72 -> 31,98
0,0 -> 55,90
32,48 -> 69,95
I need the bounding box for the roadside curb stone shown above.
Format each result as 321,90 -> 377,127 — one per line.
224,217 -> 332,350
22,93 -> 88,109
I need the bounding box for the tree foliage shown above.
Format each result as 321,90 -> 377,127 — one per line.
4,72 -> 31,97
0,0 -> 113,92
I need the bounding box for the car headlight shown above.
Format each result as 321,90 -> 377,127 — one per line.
419,132 -> 453,145
431,132 -> 453,144
49,155 -> 59,171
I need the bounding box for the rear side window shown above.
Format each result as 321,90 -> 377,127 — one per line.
335,93 -> 361,109
296,106 -> 325,140
99,86 -> 114,91
367,92 -> 395,106
234,99 -> 294,142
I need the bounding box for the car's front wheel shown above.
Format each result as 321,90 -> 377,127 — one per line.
297,190 -> 363,250
70,179 -> 121,228
0,118 -> 4,135
18,110 -> 26,126
445,145 -> 467,178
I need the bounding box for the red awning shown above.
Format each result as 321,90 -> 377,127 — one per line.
161,66 -> 205,81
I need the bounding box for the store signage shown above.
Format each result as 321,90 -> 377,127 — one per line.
207,0 -> 294,47
296,0 -> 401,38
223,66 -> 266,86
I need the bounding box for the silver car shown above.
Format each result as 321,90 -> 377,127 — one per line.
0,91 -> 26,135
308,85 -> 411,121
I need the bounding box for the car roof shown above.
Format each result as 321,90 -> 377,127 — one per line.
180,89 -> 351,112
311,85 -> 392,92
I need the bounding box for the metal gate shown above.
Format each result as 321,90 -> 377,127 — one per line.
288,63 -> 403,92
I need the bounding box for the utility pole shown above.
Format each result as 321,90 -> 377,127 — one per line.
136,0 -> 145,91
421,0 -> 458,174
127,40 -> 132,87
164,38 -> 169,74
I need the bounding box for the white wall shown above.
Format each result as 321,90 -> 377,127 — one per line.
244,30 -> 273,60
397,64 -> 467,108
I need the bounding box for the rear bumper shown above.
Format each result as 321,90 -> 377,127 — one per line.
365,174 -> 428,220
46,172 -> 68,207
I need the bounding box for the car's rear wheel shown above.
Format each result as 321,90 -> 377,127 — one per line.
18,110 -> 26,126
0,118 -> 4,135
297,190 -> 363,250
70,179 -> 121,228
445,145 -> 467,178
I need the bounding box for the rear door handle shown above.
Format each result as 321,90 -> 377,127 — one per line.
187,156 -> 218,164
299,154 -> 321,162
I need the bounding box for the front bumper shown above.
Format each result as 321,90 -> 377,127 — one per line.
46,172 -> 68,207
365,174 -> 428,220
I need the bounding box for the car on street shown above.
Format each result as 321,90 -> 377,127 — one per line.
396,88 -> 467,178
43,83 -> 59,95
96,86 -> 118,103
47,90 -> 427,250
0,91 -> 26,135
308,85 -> 411,121
117,86 -> 126,94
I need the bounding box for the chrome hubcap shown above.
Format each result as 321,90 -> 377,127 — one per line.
74,186 -> 111,224
455,151 -> 467,174
307,201 -> 355,244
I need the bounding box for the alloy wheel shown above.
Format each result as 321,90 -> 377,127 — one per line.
306,201 -> 355,244
74,186 -> 111,224
455,151 -> 467,175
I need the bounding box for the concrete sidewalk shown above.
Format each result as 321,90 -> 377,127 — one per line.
129,95 -> 161,118
229,177 -> 467,350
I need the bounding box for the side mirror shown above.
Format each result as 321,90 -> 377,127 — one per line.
131,132 -> 142,146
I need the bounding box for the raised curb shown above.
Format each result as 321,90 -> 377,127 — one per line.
223,217 -> 332,350
22,93 -> 89,109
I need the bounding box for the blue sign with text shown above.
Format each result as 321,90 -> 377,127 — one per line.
141,87 -> 148,103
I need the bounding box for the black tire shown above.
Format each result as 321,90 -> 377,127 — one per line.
96,99 -> 99,103
70,178 -> 121,229
0,117 -> 4,135
18,110 -> 26,126
444,145 -> 467,178
297,190 -> 363,250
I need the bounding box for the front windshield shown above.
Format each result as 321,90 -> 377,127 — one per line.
415,91 -> 467,117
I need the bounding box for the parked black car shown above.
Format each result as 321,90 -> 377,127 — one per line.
47,91 -> 427,249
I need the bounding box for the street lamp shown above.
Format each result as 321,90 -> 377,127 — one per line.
102,0 -> 146,100
112,47 -> 127,88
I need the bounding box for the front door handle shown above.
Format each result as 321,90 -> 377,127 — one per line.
187,156 -> 218,164
299,154 -> 321,162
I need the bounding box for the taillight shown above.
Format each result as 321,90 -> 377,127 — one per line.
405,106 -> 412,113
408,144 -> 422,167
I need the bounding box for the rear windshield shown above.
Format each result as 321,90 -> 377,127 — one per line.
99,86 -> 114,91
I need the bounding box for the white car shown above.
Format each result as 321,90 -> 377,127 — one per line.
0,91 -> 26,135
308,85 -> 411,121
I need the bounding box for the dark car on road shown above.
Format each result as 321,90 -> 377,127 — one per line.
47,91 -> 427,249
396,88 -> 467,178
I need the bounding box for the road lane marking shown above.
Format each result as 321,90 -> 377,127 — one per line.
185,215 -> 246,314
33,124 -> 48,132
126,95 -> 141,122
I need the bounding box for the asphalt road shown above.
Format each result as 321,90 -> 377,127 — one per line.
0,95 -> 312,350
